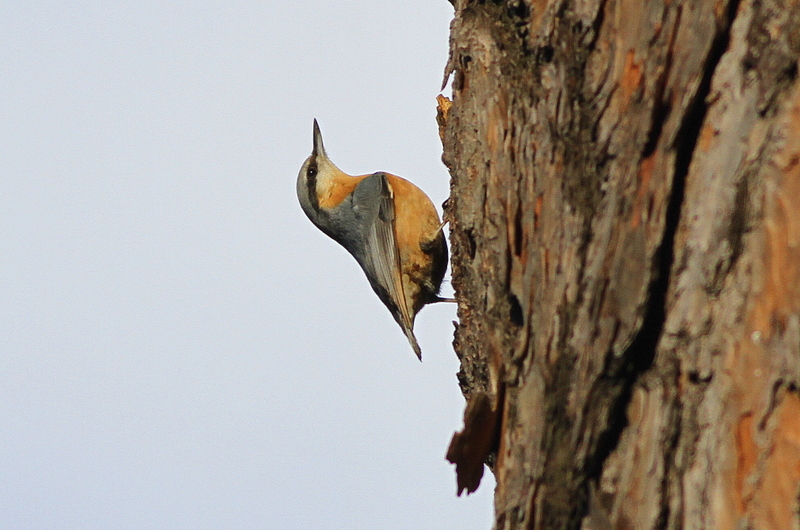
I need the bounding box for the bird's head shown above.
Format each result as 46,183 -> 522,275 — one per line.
296,119 -> 348,218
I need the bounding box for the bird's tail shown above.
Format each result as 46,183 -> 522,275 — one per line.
402,326 -> 423,361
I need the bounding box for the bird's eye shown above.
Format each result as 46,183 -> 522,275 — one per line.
307,165 -> 317,178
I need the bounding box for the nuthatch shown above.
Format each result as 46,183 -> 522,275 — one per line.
297,120 -> 449,360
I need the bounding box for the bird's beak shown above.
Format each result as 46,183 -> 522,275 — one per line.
312,119 -> 325,158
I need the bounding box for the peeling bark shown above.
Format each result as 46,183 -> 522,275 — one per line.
440,0 -> 800,528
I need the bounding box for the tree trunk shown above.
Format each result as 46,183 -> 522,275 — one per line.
440,0 -> 800,528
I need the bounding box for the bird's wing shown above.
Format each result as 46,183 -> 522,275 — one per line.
353,173 -> 421,358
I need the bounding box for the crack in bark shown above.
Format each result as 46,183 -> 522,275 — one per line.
584,1 -> 744,526
642,6 -> 680,158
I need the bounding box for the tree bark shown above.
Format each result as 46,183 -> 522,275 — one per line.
440,1 -> 800,528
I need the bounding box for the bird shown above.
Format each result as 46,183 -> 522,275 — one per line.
296,119 -> 449,360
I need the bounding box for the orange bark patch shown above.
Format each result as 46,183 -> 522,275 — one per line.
632,153 -> 655,229
436,94 -> 452,143
534,194 -> 543,231
620,49 -> 643,113
750,393 -> 800,529
724,89 -> 800,528
734,413 -> 757,515
487,116 -> 499,154
697,122 -> 718,153
751,95 -> 800,340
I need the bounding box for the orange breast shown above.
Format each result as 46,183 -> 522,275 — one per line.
384,173 -> 442,262
383,173 -> 443,314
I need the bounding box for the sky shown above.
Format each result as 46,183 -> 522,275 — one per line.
0,1 -> 495,529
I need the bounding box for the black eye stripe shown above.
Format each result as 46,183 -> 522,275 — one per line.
306,160 -> 319,211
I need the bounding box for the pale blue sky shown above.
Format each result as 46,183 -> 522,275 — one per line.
0,1 -> 494,528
